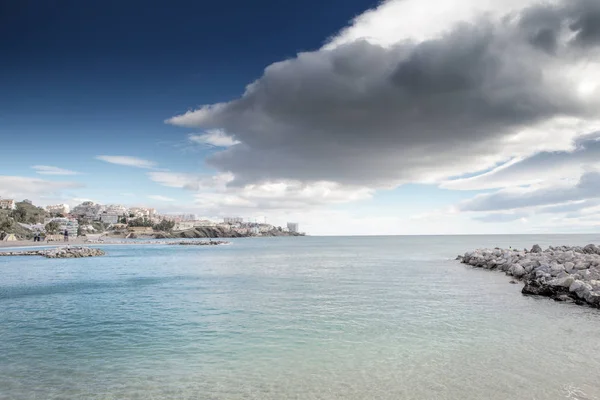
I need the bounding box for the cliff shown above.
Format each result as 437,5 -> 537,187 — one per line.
155,227 -> 304,239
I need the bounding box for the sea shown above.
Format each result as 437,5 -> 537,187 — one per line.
1,235 -> 600,400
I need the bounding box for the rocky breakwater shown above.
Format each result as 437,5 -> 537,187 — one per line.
457,244 -> 600,308
0,246 -> 105,258
44,246 -> 105,258
167,240 -> 230,246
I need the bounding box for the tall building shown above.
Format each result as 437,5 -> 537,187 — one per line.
99,213 -> 120,224
46,204 -> 70,215
72,201 -> 104,220
287,222 -> 299,233
105,204 -> 128,215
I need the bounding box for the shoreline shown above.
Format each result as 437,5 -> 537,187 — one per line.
0,238 -> 231,250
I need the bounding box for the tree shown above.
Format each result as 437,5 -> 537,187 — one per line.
154,219 -> 175,232
128,217 -> 153,227
0,219 -> 14,231
45,221 -> 60,234
11,207 -> 27,223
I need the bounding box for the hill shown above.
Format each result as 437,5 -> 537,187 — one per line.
0,201 -> 48,239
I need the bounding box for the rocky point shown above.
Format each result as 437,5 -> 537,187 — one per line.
457,244 -> 600,308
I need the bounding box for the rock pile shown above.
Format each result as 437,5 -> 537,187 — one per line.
168,240 -> 230,246
43,246 -> 105,258
457,244 -> 600,308
0,246 -> 105,258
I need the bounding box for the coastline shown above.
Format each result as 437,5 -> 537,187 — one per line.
0,237 -> 232,249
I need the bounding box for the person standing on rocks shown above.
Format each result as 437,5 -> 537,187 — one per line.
64,229 -> 69,242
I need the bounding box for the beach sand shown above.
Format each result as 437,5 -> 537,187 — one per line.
0,237 -> 92,249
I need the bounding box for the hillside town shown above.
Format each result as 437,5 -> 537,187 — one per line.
0,197 -> 303,240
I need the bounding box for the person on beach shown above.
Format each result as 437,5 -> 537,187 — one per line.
64,229 -> 69,242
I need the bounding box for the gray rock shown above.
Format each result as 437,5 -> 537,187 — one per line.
510,264 -> 526,278
550,264 -> 565,276
531,244 -> 543,253
564,262 -> 575,272
549,276 -> 574,288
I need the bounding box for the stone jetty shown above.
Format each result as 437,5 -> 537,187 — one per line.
0,246 -> 105,258
457,244 -> 600,308
168,240 -> 230,246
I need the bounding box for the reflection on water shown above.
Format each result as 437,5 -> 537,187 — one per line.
1,235 -> 599,399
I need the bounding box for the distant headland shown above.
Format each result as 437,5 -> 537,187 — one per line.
0,198 -> 305,242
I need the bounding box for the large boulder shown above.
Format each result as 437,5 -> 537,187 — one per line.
531,244 -> 543,253
549,276 -> 575,288
564,262 -> 575,273
550,264 -> 565,276
509,264 -> 526,278
583,244 -> 599,254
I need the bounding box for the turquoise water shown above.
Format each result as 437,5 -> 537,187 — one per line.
1,235 -> 600,399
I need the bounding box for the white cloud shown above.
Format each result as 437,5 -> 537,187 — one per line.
459,171 -> 600,212
442,132 -> 600,190
160,0 -> 600,234
189,130 -> 240,147
0,176 -> 83,204
148,195 -> 176,202
96,156 -> 156,169
149,170 -> 373,213
167,0 -> 600,189
148,171 -> 234,190
193,180 -> 374,212
31,165 -> 80,175
473,212 -> 529,223
324,0 -> 532,50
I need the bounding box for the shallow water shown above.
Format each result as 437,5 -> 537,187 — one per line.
1,235 -> 599,399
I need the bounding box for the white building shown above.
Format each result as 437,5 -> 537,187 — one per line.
287,223 -> 299,233
0,198 -> 16,210
129,207 -> 156,218
99,213 -> 120,224
105,204 -> 128,215
194,220 -> 217,227
224,217 -> 243,224
174,221 -> 195,231
72,201 -> 105,220
46,204 -> 70,215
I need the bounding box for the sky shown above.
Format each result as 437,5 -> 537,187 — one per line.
1,0 -> 600,235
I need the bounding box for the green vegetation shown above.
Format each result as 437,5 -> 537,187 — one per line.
45,221 -> 60,234
9,202 -> 47,224
154,219 -> 175,232
128,217 -> 153,227
0,201 -> 49,239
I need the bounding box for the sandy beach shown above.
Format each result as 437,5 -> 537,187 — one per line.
0,238 -> 93,249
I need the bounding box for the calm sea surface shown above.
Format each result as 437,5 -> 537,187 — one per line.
1,235 -> 600,400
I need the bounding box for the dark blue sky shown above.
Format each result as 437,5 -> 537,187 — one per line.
1,0 -> 379,138
0,0 -> 390,210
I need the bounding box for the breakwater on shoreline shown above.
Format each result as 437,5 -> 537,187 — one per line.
0,246 -> 105,258
458,244 -> 600,308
